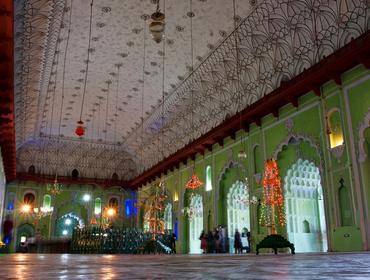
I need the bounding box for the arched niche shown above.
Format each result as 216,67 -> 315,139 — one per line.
273,134 -> 330,252
338,178 -> 354,226
71,169 -> 79,179
216,160 -> 243,226
205,165 -> 212,191
253,145 -> 263,174
28,165 -> 35,174
327,108 -> 344,149
284,158 -> 328,252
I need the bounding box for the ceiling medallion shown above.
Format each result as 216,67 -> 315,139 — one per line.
149,1 -> 165,43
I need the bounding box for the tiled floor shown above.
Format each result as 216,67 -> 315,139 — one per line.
0,252 -> 369,279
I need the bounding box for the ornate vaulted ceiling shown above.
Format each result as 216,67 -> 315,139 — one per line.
14,0 -> 369,180
14,0 -> 254,179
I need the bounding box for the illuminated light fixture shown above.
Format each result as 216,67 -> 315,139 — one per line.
107,208 -> 116,217
173,192 -> 179,202
62,230 -> 68,236
238,150 -> 247,159
90,217 -> 97,225
40,206 -> 54,214
21,204 -> 31,213
75,120 -> 85,137
65,218 -> 72,225
83,194 -> 91,202
149,1 -> 165,43
185,172 -> 204,190
47,175 -> 63,196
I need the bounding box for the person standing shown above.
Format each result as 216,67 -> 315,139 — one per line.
234,229 -> 242,254
199,230 -> 207,254
171,233 -> 177,254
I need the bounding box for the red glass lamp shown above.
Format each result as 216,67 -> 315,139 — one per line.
75,120 -> 85,137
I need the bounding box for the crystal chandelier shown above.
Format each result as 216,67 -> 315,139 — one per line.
46,175 -> 63,196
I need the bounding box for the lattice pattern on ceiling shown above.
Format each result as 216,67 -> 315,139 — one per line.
128,0 -> 370,173
14,0 -> 254,179
14,0 -> 370,179
16,138 -> 137,180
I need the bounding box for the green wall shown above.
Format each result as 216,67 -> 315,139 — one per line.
139,65 -> 370,253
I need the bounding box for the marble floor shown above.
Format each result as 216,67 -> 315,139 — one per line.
0,252 -> 369,280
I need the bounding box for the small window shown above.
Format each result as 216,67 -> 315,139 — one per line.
303,220 -> 310,233
42,194 -> 51,209
94,198 -> 102,215
23,193 -> 35,206
109,197 -> 119,208
253,145 -> 262,174
6,193 -> 15,211
28,165 -> 35,174
71,169 -> 79,178
205,165 -> 212,191
125,199 -> 137,217
164,203 -> 172,230
327,109 -> 344,148
112,173 -> 119,181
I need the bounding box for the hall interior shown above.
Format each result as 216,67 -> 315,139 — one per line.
1,0 -> 370,263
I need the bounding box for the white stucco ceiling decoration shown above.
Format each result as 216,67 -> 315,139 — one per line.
14,0 -> 254,179
14,0 -> 369,180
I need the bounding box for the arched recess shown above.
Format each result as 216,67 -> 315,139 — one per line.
71,169 -> 79,179
42,194 -> 52,209
16,223 -> 35,252
216,160 -> 242,226
358,110 -> 370,239
205,165 -> 212,191
253,145 -> 263,174
274,134 -> 331,252
94,198 -> 102,215
164,203 -> 172,231
28,165 -> 35,174
188,193 -> 203,254
327,108 -> 345,148
227,180 -> 250,253
284,159 -> 328,252
54,201 -> 87,237
338,178 -> 354,226
55,212 -> 84,238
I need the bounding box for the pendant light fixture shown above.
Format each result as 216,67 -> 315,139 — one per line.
185,0 -> 203,190
140,15 -> 148,173
149,0 -> 165,43
75,0 -> 94,137
159,0 -> 167,187
233,0 -> 247,159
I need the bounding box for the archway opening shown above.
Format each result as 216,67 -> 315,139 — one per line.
227,180 -> 250,253
284,159 -> 328,252
164,203 -> 172,231
55,213 -> 84,238
16,223 -> 35,252
189,194 -> 203,254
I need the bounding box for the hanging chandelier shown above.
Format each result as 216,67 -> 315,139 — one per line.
46,175 -> 63,196
185,171 -> 203,190
75,120 -> 85,137
75,0 -> 94,137
149,1 -> 165,43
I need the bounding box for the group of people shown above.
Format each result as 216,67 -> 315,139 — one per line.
199,226 -> 251,254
